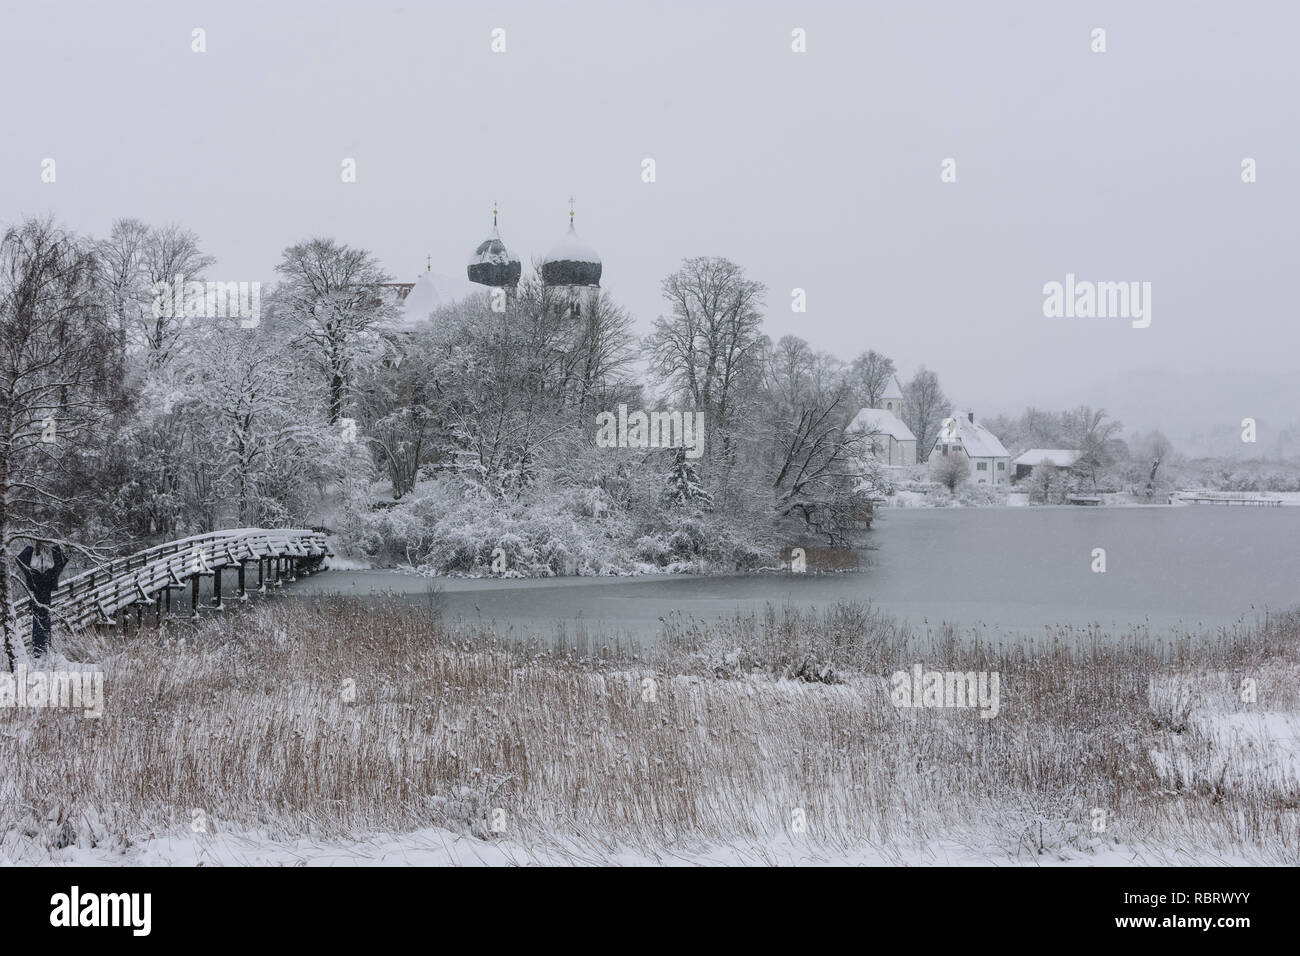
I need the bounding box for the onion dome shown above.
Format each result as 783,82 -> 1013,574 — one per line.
541,203 -> 601,288
467,205 -> 521,288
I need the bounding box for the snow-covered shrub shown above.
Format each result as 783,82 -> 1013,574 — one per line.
425,786 -> 501,841
632,534 -> 672,567
955,482 -> 1007,507
667,515 -> 709,558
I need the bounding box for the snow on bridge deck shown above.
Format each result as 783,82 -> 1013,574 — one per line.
8,528 -> 330,633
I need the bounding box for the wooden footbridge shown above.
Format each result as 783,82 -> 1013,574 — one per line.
10,528 -> 331,635
1172,491 -> 1285,507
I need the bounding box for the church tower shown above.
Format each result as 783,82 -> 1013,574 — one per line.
881,374 -> 905,418
540,199 -> 602,319
467,202 -> 522,290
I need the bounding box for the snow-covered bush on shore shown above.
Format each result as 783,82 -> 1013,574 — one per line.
340,471 -> 780,576
335,468 -> 780,572
888,476 -> 1006,507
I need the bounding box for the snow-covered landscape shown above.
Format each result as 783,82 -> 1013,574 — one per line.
1,0 -> 1298,898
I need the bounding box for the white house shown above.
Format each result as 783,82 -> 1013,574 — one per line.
1013,449 -> 1080,482
848,407 -> 917,466
931,412 -> 1011,485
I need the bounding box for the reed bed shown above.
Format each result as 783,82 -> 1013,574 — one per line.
2,598 -> 1297,863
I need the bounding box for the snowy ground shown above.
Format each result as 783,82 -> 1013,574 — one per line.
13,827 -> 1260,867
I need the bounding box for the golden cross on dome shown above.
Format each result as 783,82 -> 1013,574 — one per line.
426,255 -> 431,273
568,196 -> 575,224
492,199 -> 498,227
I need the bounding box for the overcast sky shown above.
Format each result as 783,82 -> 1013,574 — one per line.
3,0 -> 1297,448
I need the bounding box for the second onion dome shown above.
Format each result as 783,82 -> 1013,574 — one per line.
541,204 -> 601,288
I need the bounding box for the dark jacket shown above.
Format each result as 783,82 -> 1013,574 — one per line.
17,545 -> 66,609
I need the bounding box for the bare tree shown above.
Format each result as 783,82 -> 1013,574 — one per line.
646,257 -> 768,436
424,293 -> 571,498
97,219 -> 216,367
933,453 -> 970,491
1066,406 -> 1122,490
547,286 -> 637,416
849,349 -> 896,409
96,217 -> 150,358
0,217 -> 118,670
274,238 -> 396,424
1129,429 -> 1173,496
902,366 -> 951,462
763,349 -> 882,545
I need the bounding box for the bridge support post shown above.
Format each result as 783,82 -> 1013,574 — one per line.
238,562 -> 246,600
213,567 -> 222,609
191,575 -> 200,619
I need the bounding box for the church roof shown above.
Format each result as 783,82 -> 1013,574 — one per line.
849,407 -> 916,443
882,374 -> 905,401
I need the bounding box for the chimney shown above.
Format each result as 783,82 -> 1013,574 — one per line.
967,411 -> 975,424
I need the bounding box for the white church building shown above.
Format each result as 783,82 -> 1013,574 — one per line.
848,375 -> 917,467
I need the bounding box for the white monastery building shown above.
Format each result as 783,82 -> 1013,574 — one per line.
931,412 -> 1011,485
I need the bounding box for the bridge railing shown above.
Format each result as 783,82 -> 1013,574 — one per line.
9,528 -> 329,631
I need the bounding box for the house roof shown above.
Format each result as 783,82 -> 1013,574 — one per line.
1013,449 -> 1081,468
849,407 -> 916,443
935,415 -> 1010,459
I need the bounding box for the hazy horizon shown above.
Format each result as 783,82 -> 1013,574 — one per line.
3,0 -> 1297,452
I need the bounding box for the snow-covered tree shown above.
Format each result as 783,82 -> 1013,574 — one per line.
97,219 -> 215,367
848,349 -> 896,409
1027,460 -> 1061,503
663,448 -> 712,509
0,217 -> 120,669
902,366 -> 951,463
273,238 -> 397,424
646,257 -> 768,438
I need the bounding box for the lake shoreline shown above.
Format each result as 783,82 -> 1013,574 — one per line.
306,506 -> 1300,642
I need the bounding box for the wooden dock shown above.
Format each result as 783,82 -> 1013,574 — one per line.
1173,492 -> 1284,507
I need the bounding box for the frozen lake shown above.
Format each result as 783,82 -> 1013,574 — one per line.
289,506 -> 1300,642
